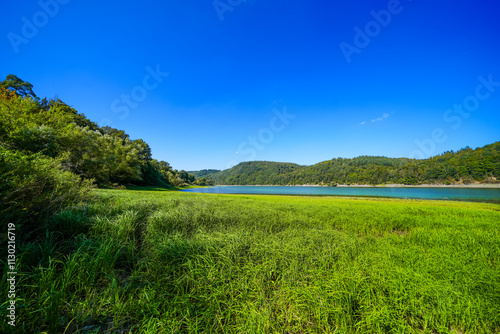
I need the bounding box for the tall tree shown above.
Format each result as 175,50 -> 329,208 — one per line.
0,74 -> 38,100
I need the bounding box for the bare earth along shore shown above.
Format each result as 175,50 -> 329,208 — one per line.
338,183 -> 500,188
217,184 -> 500,188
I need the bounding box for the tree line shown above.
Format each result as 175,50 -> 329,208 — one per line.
0,75 -> 214,227
0,74 -> 215,187
200,144 -> 500,186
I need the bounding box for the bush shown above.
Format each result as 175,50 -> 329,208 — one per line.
0,146 -> 93,233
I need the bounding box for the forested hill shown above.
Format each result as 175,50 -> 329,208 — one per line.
189,169 -> 221,178
197,142 -> 500,186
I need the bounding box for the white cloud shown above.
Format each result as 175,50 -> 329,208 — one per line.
371,112 -> 391,123
360,112 -> 393,126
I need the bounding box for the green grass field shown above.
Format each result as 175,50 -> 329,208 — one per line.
2,188 -> 500,333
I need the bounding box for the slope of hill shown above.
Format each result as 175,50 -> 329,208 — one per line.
208,161 -> 305,185
189,169 -> 221,178
196,142 -> 500,186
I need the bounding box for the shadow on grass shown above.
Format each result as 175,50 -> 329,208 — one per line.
98,185 -> 207,192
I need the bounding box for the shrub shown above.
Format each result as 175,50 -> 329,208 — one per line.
0,146 -> 93,233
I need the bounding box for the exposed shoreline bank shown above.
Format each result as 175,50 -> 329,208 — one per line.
214,184 -> 500,188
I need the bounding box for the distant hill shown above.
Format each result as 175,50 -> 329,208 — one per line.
207,161 -> 305,185
192,142 -> 500,186
188,169 -> 221,178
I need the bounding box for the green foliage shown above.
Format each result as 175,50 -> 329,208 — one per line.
189,169 -> 221,178
140,159 -> 168,186
0,75 -> 201,188
204,143 -> 500,186
0,74 -> 38,99
3,189 -> 499,333
193,176 -> 215,186
0,146 -> 93,229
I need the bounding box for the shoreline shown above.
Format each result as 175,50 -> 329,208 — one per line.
338,183 -> 500,188
214,184 -> 500,189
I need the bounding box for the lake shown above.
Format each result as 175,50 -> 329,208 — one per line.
181,186 -> 500,202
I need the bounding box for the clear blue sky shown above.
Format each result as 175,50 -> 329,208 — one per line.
1,0 -> 499,171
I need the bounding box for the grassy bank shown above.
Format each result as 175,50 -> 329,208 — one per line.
2,189 -> 500,333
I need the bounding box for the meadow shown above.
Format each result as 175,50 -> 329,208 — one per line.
2,188 -> 500,333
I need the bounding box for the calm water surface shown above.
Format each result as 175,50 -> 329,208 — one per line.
181,186 -> 500,202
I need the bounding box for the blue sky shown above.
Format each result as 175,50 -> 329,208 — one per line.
1,0 -> 499,170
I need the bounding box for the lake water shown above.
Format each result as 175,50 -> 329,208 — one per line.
181,186 -> 500,202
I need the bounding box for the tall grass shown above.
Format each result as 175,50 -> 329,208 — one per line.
2,188 -> 499,333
